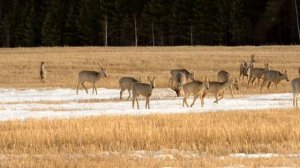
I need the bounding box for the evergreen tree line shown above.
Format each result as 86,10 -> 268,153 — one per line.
0,0 -> 299,47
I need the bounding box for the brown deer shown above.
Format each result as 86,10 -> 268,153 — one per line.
170,72 -> 187,97
181,78 -> 210,107
260,70 -> 289,93
132,77 -> 156,109
76,63 -> 109,95
119,77 -> 141,100
169,69 -> 194,85
240,55 -> 255,80
40,62 -> 47,82
202,78 -> 239,104
292,77 -> 300,108
247,63 -> 269,87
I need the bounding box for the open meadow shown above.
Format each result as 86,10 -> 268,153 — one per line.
0,46 -> 300,167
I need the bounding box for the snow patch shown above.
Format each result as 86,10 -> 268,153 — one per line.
0,88 -> 294,121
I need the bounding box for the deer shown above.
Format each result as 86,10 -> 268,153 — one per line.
260,70 -> 289,93
132,77 -> 156,109
202,78 -> 239,104
292,77 -> 300,108
76,62 -> 109,95
247,63 -> 269,87
119,76 -> 141,100
181,78 -> 210,107
217,70 -> 237,97
169,69 -> 194,86
240,55 -> 255,80
40,62 -> 47,82
170,72 -> 187,97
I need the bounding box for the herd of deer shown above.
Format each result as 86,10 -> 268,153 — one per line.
39,55 -> 300,109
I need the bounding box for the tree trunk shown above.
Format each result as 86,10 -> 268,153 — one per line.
190,25 -> 193,46
104,16 -> 108,47
295,0 -> 300,41
151,21 -> 155,46
134,14 -> 138,47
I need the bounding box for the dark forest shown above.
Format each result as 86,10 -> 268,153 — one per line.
0,0 -> 299,47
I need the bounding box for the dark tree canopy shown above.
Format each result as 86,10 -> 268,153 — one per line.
0,0 -> 299,47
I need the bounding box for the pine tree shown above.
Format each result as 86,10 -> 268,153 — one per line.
64,5 -> 80,46
24,7 -> 38,46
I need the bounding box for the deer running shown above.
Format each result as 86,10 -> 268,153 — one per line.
202,78 -> 239,104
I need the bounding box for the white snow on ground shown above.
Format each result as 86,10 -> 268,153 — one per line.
0,88 -> 294,121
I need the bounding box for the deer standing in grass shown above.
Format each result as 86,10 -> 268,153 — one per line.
247,63 -> 269,87
40,62 -> 47,82
181,78 -> 210,107
76,63 -> 109,95
240,55 -> 255,80
132,77 -> 156,109
217,70 -> 237,97
260,70 -> 289,93
171,72 -> 187,97
119,77 -> 141,100
292,77 -> 300,108
202,78 -> 239,104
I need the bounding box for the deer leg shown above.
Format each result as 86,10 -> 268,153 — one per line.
132,96 -> 136,109
82,82 -> 88,94
127,89 -> 131,100
230,85 -> 234,98
267,81 -> 272,92
120,89 -> 124,100
293,93 -> 296,108
136,97 -> 139,109
200,93 -> 204,107
251,77 -> 256,86
76,81 -> 81,95
190,95 -> 198,107
257,78 -> 260,85
183,96 -> 188,107
217,92 -> 225,102
93,83 -> 97,95
247,77 -> 252,88
214,92 -> 219,104
260,79 -> 267,93
95,84 -> 98,95
147,97 -> 150,109
275,82 -> 278,90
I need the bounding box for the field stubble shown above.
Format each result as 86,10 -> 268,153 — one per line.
0,46 -> 299,94
0,109 -> 300,167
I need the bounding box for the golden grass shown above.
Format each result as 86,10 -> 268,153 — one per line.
2,156 -> 300,168
1,109 -> 300,167
0,46 -> 299,94
0,109 -> 300,154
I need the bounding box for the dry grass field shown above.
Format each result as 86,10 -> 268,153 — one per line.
1,46 -> 300,167
0,109 -> 300,167
0,46 -> 299,94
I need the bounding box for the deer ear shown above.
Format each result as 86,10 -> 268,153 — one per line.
147,76 -> 150,81
285,70 -> 287,73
